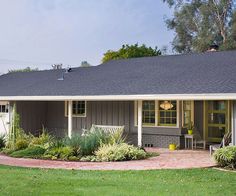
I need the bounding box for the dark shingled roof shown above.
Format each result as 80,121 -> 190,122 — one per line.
0,50 -> 236,96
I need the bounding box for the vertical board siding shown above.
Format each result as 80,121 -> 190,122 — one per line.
194,101 -> 204,137
107,102 -> 113,125
15,101 -> 132,136
15,101 -> 47,135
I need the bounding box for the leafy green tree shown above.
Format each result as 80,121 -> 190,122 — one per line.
102,44 -> 161,63
8,67 -> 38,73
163,0 -> 236,53
80,61 -> 91,67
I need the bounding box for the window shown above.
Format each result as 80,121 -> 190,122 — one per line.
135,100 -> 178,127
65,101 -> 86,117
0,104 -> 8,113
159,100 -> 177,126
142,101 -> 155,125
182,101 -> 194,128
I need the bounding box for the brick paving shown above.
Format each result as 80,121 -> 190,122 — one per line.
0,148 -> 216,170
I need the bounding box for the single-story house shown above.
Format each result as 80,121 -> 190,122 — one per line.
0,50 -> 236,148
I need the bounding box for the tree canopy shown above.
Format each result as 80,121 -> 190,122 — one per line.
163,0 -> 236,53
80,61 -> 91,67
8,67 -> 38,73
102,44 -> 161,63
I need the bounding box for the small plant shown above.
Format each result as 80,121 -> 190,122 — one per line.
44,146 -> 74,160
65,127 -> 108,156
80,155 -> 97,162
0,134 -> 6,149
213,146 -> 236,169
7,104 -> 26,150
29,128 -> 54,149
10,146 -> 46,158
188,122 -> 194,130
95,143 -> 147,162
15,138 -> 29,150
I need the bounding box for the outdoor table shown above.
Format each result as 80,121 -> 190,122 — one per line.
184,134 -> 196,150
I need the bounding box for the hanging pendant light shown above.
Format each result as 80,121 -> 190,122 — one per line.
160,101 -> 173,110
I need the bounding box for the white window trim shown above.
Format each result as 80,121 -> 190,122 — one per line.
182,100 -> 194,128
134,100 -> 180,128
65,101 -> 87,117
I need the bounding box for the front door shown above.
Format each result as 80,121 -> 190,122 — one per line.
0,102 -> 10,135
205,100 -> 229,143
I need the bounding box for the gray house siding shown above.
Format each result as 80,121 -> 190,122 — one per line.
15,101 -> 47,135
15,100 -> 185,148
194,101 -> 204,137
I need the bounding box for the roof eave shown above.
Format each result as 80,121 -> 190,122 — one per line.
1,93 -> 236,101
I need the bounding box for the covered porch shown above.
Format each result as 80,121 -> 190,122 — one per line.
3,97 -> 236,148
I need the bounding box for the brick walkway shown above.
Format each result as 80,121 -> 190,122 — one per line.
0,148 -> 215,170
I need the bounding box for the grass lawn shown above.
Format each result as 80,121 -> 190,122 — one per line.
0,165 -> 235,195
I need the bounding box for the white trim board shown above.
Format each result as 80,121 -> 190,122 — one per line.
1,93 -> 236,101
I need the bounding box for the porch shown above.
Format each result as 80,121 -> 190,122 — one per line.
5,99 -> 234,149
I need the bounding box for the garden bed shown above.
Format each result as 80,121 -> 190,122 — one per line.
0,119 -> 154,162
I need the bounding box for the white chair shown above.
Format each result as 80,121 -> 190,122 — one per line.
209,132 -> 231,155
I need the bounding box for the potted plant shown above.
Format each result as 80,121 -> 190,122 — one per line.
188,122 -> 194,135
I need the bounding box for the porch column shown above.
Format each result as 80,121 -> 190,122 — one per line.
68,100 -> 72,138
232,101 -> 236,145
137,100 -> 142,147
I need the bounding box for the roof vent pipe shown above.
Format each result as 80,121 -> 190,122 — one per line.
57,72 -> 64,81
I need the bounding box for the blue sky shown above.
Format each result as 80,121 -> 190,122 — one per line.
0,0 -> 174,73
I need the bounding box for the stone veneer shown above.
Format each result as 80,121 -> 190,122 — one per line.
127,133 -> 184,148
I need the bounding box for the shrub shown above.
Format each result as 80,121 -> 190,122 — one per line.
68,156 -> 79,161
63,134 -> 81,155
80,155 -> 97,162
44,146 -> 74,160
66,128 -> 108,156
10,146 -> 46,158
95,143 -> 147,162
15,138 -> 29,150
0,134 -> 6,149
214,146 -> 236,169
29,129 -> 54,149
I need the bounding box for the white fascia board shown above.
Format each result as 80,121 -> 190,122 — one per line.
1,93 -> 236,101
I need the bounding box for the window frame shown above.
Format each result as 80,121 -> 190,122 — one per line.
0,104 -> 9,113
182,100 -> 194,128
142,100 -> 156,126
158,100 -> 177,127
134,100 -> 179,128
65,101 -> 87,117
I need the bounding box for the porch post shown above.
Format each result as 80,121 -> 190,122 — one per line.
68,100 -> 72,138
232,101 -> 236,145
137,100 -> 142,147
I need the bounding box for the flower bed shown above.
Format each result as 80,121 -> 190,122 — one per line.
1,127 -> 149,162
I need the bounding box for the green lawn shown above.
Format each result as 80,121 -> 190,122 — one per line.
0,165 -> 235,196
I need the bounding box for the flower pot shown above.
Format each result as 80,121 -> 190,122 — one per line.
188,130 -> 193,135
169,144 -> 176,151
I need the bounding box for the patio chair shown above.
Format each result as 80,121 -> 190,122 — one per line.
193,130 -> 206,150
209,131 -> 232,155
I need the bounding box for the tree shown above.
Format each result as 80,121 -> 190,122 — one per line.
8,67 -> 38,73
80,61 -> 91,67
102,43 -> 161,63
163,0 -> 236,53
